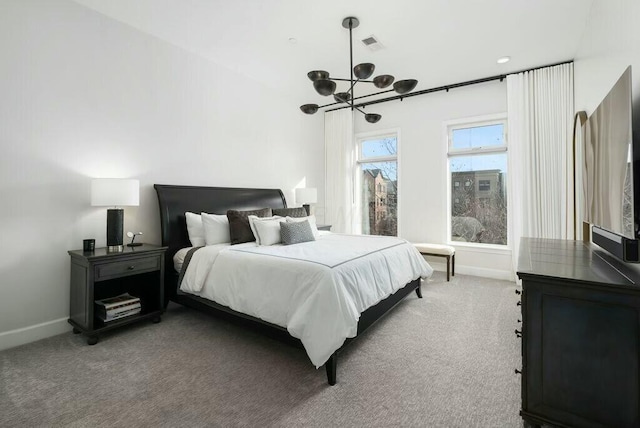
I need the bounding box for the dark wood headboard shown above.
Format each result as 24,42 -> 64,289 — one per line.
154,184 -> 287,303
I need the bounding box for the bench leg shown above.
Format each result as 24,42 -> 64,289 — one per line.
446,255 -> 451,281
452,254 -> 455,277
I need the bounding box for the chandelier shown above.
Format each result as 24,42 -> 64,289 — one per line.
300,17 -> 418,123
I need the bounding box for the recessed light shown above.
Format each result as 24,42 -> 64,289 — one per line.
288,37 -> 298,44
497,56 -> 511,64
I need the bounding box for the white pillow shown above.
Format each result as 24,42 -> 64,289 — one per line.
286,215 -> 319,238
201,212 -> 231,245
248,215 -> 283,246
185,212 -> 205,247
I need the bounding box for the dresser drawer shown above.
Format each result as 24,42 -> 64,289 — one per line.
94,256 -> 160,281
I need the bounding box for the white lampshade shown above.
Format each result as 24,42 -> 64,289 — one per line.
295,187 -> 317,205
91,178 -> 140,207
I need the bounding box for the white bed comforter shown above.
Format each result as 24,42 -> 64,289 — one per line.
179,233 -> 433,367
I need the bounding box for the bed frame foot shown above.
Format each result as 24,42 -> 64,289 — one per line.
325,353 -> 337,385
415,285 -> 422,298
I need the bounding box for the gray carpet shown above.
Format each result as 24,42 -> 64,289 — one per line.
0,272 -> 522,427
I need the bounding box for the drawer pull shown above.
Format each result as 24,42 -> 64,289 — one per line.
517,319 -> 521,323
127,265 -> 135,270
515,289 -> 521,295
515,329 -> 522,338
515,368 -> 522,375
516,301 -> 521,306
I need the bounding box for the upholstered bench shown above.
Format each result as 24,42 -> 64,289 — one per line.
414,243 -> 455,281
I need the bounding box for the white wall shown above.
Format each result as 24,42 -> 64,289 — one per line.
574,0 -> 640,242
575,0 -> 640,115
0,0 -> 324,350
353,82 -> 512,279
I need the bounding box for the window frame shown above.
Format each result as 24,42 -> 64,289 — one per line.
447,117 -> 508,156
355,128 -> 401,237
445,114 -> 508,248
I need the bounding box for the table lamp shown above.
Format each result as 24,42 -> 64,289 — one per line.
295,187 -> 317,216
91,178 -> 139,252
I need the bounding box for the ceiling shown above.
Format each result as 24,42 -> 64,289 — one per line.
73,0 -> 594,107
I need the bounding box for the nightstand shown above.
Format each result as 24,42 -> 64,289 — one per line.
68,244 -> 167,345
317,224 -> 332,231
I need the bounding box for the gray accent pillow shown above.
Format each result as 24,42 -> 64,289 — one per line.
280,219 -> 316,245
272,207 -> 308,218
227,208 -> 272,244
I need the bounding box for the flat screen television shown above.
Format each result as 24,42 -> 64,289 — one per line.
584,66 -> 640,262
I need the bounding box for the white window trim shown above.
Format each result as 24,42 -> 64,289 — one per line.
357,154 -> 397,164
449,146 -> 507,157
355,128 -> 401,237
444,113 -> 508,248
451,241 -> 512,255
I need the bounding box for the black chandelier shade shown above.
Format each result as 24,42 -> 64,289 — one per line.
307,70 -> 330,81
365,113 -> 382,123
300,17 -> 418,123
393,79 -> 418,94
300,104 -> 319,114
373,74 -> 394,88
313,79 -> 337,96
334,92 -> 351,103
353,63 -> 375,80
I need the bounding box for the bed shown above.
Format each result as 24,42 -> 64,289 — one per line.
154,184 -> 431,385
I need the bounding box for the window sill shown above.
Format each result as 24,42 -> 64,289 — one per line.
448,241 -> 512,255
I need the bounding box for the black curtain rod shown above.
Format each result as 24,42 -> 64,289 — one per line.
325,59 -> 574,113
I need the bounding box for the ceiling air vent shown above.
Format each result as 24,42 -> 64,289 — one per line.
361,35 -> 384,51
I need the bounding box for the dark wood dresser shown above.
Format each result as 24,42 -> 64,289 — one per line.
517,238 -> 640,428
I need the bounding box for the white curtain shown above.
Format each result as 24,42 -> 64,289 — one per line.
324,109 -> 355,233
507,63 -> 574,274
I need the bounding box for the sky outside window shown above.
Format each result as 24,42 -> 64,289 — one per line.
361,137 -> 397,159
450,153 -> 507,173
451,124 -> 504,150
450,124 -> 506,172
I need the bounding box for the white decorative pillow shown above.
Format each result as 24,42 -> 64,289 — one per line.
286,215 -> 319,238
248,215 -> 284,246
185,212 -> 205,247
201,213 -> 231,245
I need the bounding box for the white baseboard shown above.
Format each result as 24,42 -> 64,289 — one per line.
0,263 -> 513,353
0,318 -> 71,352
428,261 -> 514,281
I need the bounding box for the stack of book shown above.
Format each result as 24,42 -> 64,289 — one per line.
95,293 -> 141,322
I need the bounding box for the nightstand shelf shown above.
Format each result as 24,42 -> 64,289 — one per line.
68,244 -> 167,345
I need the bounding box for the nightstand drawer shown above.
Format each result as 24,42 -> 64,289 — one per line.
94,256 -> 160,281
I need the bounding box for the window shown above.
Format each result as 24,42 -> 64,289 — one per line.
448,118 -> 507,245
357,132 -> 398,236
